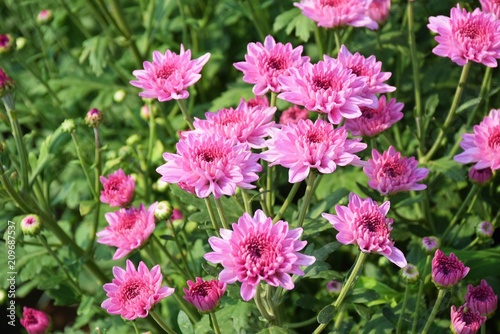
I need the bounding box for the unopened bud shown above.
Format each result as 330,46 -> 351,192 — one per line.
422,236 -> 439,254
155,201 -> 172,221
469,167 -> 493,185
85,108 -> 103,127
61,119 -> 76,133
326,280 -> 342,295
476,221 -> 494,239
140,105 -> 151,120
0,34 -> 13,54
16,37 -> 27,50
401,264 -> 420,284
126,134 -> 141,146
21,214 -> 42,236
0,68 -> 15,98
154,179 -> 169,192
113,89 -> 126,103
37,10 -> 53,24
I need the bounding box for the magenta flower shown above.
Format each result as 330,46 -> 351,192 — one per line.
183,277 -> 226,312
363,146 -> 429,196
20,307 -> 50,334
0,34 -> 13,53
322,193 -> 407,268
344,95 -> 404,137
278,56 -> 373,124
85,107 -> 103,127
431,249 -> 470,288
204,210 -> 315,301
96,203 -> 157,260
295,0 -> 378,30
279,105 -> 309,125
192,100 -> 277,149
157,132 -> 261,199
465,279 -> 498,316
468,167 -> 493,184
480,0 -> 500,19
454,109 -> 500,170
450,304 -> 487,334
102,260 -> 174,320
234,35 -> 309,96
368,0 -> 391,24
336,45 -> 395,95
427,4 -> 500,67
261,119 -> 366,183
0,67 -> 15,97
100,168 -> 136,207
130,45 -> 210,101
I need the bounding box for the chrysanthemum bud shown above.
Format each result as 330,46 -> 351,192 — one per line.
154,201 -> 172,221
326,280 -> 342,295
468,167 -> 493,185
170,208 -> 183,222
401,264 -> 420,284
450,304 -> 486,334
431,249 -> 469,289
476,221 -> 494,239
37,10 -> 53,24
0,141 -> 6,154
0,68 -> 15,98
113,89 -> 126,103
422,236 -> 440,254
20,307 -> 51,334
16,37 -> 27,50
465,279 -> 498,317
85,108 -> 103,127
183,277 -> 226,312
0,34 -> 13,54
140,105 -> 150,120
154,179 -> 169,192
61,119 -> 76,133
20,215 -> 42,236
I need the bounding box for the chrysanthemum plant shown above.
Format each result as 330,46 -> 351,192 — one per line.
1,1 -> 499,333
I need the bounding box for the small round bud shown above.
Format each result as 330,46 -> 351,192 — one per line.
61,119 -> 76,133
154,179 -> 169,192
476,221 -> 493,239
326,280 -> 342,295
155,201 -> 172,221
0,68 -> 15,98
0,34 -> 13,54
37,10 -> 53,24
422,236 -> 439,254
401,264 -> 420,284
140,105 -> 151,120
16,37 -> 27,50
113,89 -> 126,103
0,141 -> 6,154
469,167 -> 493,185
21,214 -> 42,236
85,108 -> 103,127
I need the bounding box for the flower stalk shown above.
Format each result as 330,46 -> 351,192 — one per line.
421,289 -> 447,334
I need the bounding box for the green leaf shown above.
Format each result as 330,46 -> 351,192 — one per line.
273,8 -> 300,33
312,242 -> 341,262
428,157 -> 466,182
308,187 -> 349,219
79,36 -> 109,76
79,200 -> 96,216
317,304 -> 336,324
202,263 -> 221,277
257,326 -> 289,334
178,310 -> 195,334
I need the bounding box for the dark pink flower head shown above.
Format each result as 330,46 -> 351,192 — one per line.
468,167 -> 493,184
157,132 -> 261,199
99,168 -> 136,207
261,118 -> 366,183
204,210 -> 315,301
476,221 -> 494,239
454,109 -> 500,170
245,95 -> 270,108
279,105 -> 309,125
322,193 -> 407,268
234,35 -> 309,96
0,34 -> 13,53
96,203 -> 157,260
336,45 -> 395,95
130,45 -> 210,101
0,67 -> 15,97
102,260 -> 174,320
278,56 -> 373,124
20,307 -> 50,334
427,5 -> 500,67
363,146 -> 429,196
480,0 -> 500,19
465,279 -> 498,316
368,0 -> 391,24
431,249 -> 470,288
295,0 -> 378,30
183,277 -> 226,312
344,95 -> 404,137
450,304 -> 487,334
193,101 -> 277,149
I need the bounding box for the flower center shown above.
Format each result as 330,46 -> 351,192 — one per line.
121,279 -> 146,302
120,212 -> 139,230
381,161 -> 405,178
156,65 -> 176,79
461,309 -> 483,325
197,147 -> 223,163
191,281 -> 212,297
361,106 -> 378,119
25,314 -> 38,326
471,287 -> 490,302
359,212 -> 387,234
306,129 -> 325,143
488,128 -> 500,148
349,64 -> 364,76
312,75 -> 332,91
218,109 -> 243,125
459,23 -> 480,40
437,257 -> 457,275
266,55 -> 286,71
321,0 -> 341,6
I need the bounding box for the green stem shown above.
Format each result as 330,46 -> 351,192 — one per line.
285,316 -> 318,329
214,197 -> 229,229
370,137 -> 377,152
149,309 -> 178,334
241,189 -> 252,214
176,99 -> 194,130
145,100 -> 156,202
421,289 -> 447,334
254,284 -> 275,323
204,197 -> 221,236
411,255 -> 431,334
423,62 -> 471,163
152,235 -> 192,279
86,127 -> 102,254
273,183 -> 301,223
463,237 -> 480,251
71,132 -> 99,199
131,321 -> 140,334
210,312 -> 222,334
5,107 -> 30,193
297,172 -> 317,228
332,304 -> 347,331
169,223 -> 196,280
333,29 -> 341,55
313,24 -> 324,58
265,162 -> 274,217
396,283 -> 410,334
270,92 -> 277,108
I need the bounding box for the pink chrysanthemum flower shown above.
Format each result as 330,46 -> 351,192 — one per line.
344,95 -> 404,137
100,168 -> 136,207
157,132 -> 261,199
295,0 -> 378,30
465,279 -> 498,317
102,260 -> 174,320
454,109 -> 500,170
96,203 -> 157,260
261,119 -> 366,183
427,4 -> 500,67
278,56 -> 373,124
336,45 -> 395,95
450,305 -> 487,334
279,105 -> 309,125
183,277 -> 226,312
20,307 -> 51,334
234,35 -> 309,96
468,167 -> 493,184
204,210 -> 315,301
431,249 -> 470,288
130,45 -> 210,101
363,146 -> 429,196
193,100 -> 277,148
368,0 -> 391,24
322,193 -> 407,268
480,0 -> 500,19
245,95 -> 269,108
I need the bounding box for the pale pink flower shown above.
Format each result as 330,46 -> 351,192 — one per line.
102,260 -> 174,320
468,167 -> 493,184
431,249 -> 469,288
261,119 -> 366,183
193,100 -> 277,148
204,210 -> 315,301
450,304 -> 486,334
454,109 -> 500,170
326,280 -> 342,294
363,146 -> 429,196
278,56 -> 373,124
37,10 -> 52,23
480,0 -> 500,19
295,0 -> 378,30
344,95 -> 404,137
422,236 -> 440,254
476,221 -> 494,239
279,105 -> 309,125
130,45 -> 210,101
183,277 -> 226,312
20,307 -> 50,334
465,279 -> 498,317
245,95 -> 269,108
368,0 -> 391,24
96,203 -> 157,260
427,4 -> 500,67
322,193 -> 407,268
336,45 -> 395,95
157,132 -> 261,199
100,169 -> 136,207
234,35 -> 309,96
